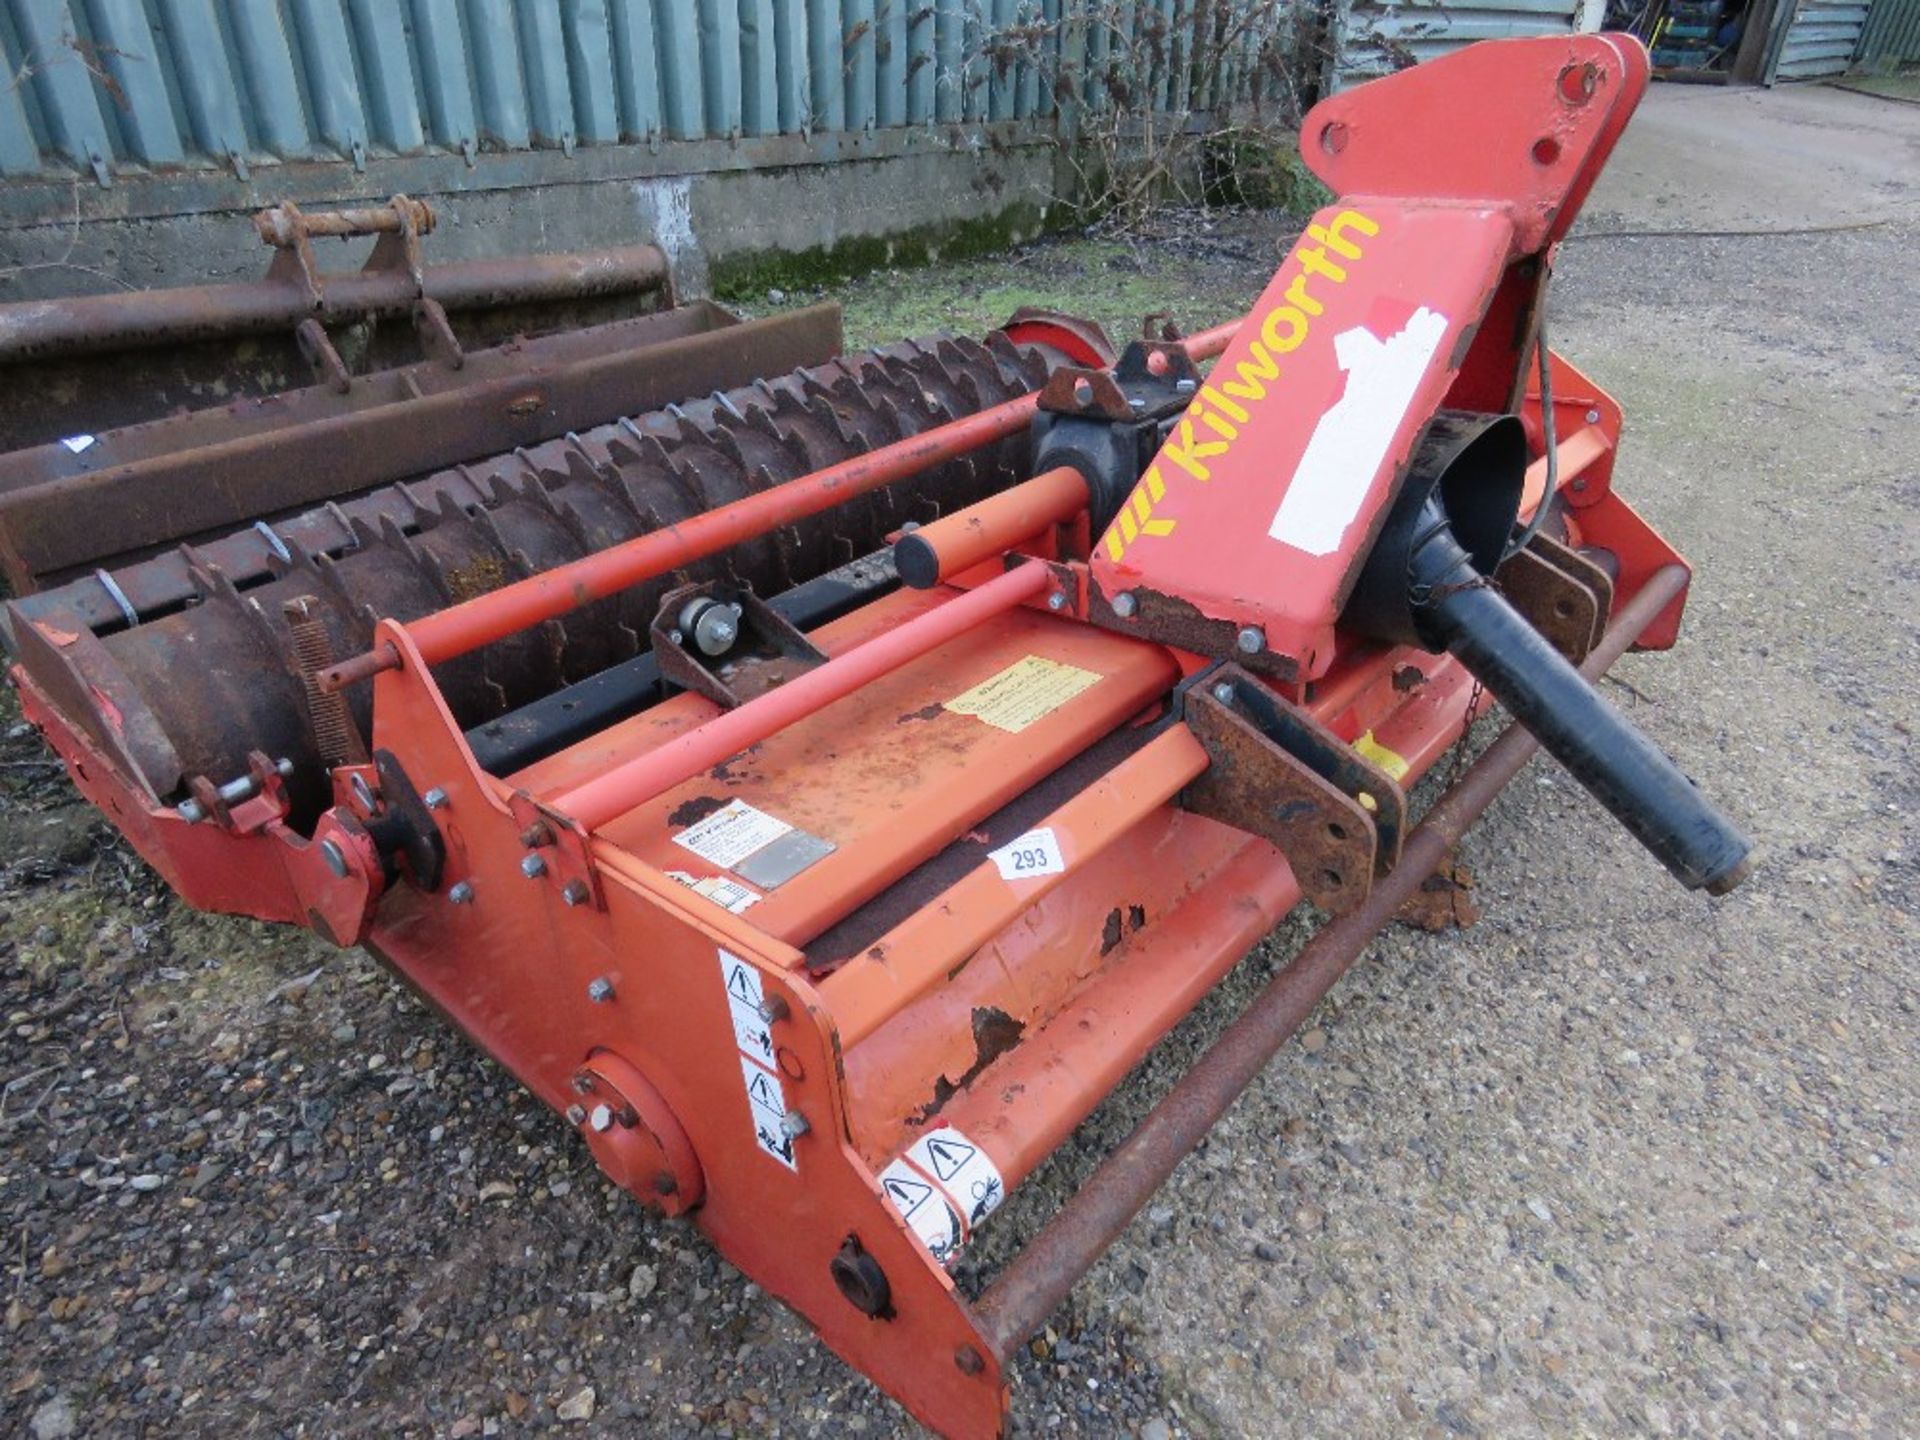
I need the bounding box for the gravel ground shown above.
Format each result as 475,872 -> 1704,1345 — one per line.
2,83 -> 1915,1440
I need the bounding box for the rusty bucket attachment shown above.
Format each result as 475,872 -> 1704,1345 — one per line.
8,36 -> 1751,1440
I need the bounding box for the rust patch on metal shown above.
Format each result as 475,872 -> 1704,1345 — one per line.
1396,860 -> 1482,931
911,1006 -> 1029,1126
1100,908 -> 1124,955
1392,664 -> 1426,693
665,794 -> 727,827
898,702 -> 946,724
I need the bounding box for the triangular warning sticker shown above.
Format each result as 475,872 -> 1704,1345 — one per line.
883,1175 -> 932,1215
924,1135 -> 975,1182
727,965 -> 757,1002
747,1070 -> 778,1106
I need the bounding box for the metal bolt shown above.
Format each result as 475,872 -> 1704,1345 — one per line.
1128,395 -> 1146,413
758,995 -> 790,1025
175,757 -> 295,822
521,853 -> 547,879
1584,408 -> 1601,425
447,880 -> 475,905
319,838 -> 350,879
561,880 -> 590,907
780,1110 -> 811,1140
898,519 -> 920,533
1571,477 -> 1589,493
1111,590 -> 1137,619
1046,591 -> 1068,611
1236,626 -> 1266,655
1072,377 -> 1094,406
1175,377 -> 1197,394
423,787 -> 449,810
588,1103 -> 615,1133
349,772 -> 377,813
587,976 -> 615,1004
1211,680 -> 1236,705
570,1074 -> 595,1095
565,1104 -> 587,1126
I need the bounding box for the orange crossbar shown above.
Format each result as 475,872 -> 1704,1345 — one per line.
550,562 -> 1054,831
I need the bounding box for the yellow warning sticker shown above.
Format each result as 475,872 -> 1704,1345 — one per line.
1353,729 -> 1410,781
945,655 -> 1103,734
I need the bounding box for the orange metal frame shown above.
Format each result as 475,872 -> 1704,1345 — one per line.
6,36 -> 1700,1440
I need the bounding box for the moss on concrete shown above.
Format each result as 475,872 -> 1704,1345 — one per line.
711,200 -> 1058,301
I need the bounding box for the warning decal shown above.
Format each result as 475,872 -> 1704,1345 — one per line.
716,949 -> 797,1171
945,655 -> 1102,734
879,1158 -> 964,1264
878,1124 -> 1006,1266
667,869 -> 762,914
908,1126 -> 1006,1229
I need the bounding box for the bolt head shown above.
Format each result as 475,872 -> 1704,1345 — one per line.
318,838 -> 350,879
520,853 -> 547,879
349,773 -> 376,813
565,1104 -> 587,1126
1111,590 -> 1137,619
588,1103 -> 614,1132
1175,377 -> 1198,394
1128,395 -> 1147,412
447,880 -> 475,905
587,976 -> 615,1004
780,1110 -> 811,1140
1212,680 -> 1236,704
1236,625 -> 1266,655
561,879 -> 590,907
1585,408 -> 1601,425
1046,591 -> 1068,611
423,787 -> 449,810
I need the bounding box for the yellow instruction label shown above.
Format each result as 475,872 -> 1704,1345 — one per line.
945,655 -> 1102,734
1353,729 -> 1410,781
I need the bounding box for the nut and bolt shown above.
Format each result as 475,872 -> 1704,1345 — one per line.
1046,591 -> 1068,612
318,838 -> 350,879
349,772 -> 378,813
758,995 -> 790,1025
520,853 -> 548,879
447,880 -> 475,905
1236,625 -> 1266,655
565,1104 -> 588,1126
1585,408 -> 1601,425
1128,395 -> 1147,413
588,1103 -> 615,1133
519,821 -> 554,848
423,787 -> 449,810
560,879 -> 590,907
1111,590 -> 1138,619
587,976 -> 615,1004
779,1110 -> 811,1140
1212,680 -> 1236,705
175,757 -> 295,823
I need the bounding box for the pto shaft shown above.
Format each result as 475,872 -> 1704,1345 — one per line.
1407,499 -> 1751,893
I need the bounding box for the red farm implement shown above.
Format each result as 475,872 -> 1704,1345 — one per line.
5,36 -> 1747,1437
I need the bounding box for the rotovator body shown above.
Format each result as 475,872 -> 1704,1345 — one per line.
6,36 -> 1749,1437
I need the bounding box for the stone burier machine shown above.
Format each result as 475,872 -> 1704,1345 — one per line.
6,37 -> 1749,1438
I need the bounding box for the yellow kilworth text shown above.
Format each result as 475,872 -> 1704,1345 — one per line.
1103,208 -> 1381,564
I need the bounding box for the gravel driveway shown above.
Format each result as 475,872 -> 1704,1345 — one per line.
2,80 -> 1915,1440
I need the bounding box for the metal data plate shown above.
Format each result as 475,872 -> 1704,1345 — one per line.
734,828 -> 838,890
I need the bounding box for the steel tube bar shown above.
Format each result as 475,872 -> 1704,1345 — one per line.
552,562 -> 1053,831
893,465 -> 1090,588
0,245 -> 670,362
320,320 -> 1243,691
970,563 -> 1691,1362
